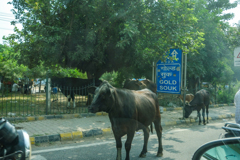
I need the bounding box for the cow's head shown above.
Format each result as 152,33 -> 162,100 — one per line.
184,104 -> 193,118
88,81 -> 115,113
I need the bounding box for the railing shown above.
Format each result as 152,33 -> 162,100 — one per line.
0,82 -> 92,117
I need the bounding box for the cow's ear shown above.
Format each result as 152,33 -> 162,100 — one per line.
88,86 -> 97,94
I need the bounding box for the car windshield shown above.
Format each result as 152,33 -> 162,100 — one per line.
202,143 -> 240,160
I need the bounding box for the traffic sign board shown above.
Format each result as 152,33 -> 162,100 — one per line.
234,47 -> 240,66
156,49 -> 182,94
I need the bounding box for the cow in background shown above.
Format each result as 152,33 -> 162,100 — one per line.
123,79 -> 157,93
88,81 -> 163,159
51,77 -> 102,108
184,89 -> 210,125
177,94 -> 194,104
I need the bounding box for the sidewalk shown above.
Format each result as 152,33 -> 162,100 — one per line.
10,104 -> 236,145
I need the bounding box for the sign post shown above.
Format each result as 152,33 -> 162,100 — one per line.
156,49 -> 182,94
234,47 -> 240,66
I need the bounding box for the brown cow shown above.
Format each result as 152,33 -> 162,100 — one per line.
177,94 -> 194,104
123,79 -> 157,93
88,81 -> 163,160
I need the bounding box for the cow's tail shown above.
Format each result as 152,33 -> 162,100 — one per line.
150,123 -> 153,134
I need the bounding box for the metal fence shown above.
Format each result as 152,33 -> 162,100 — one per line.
1,79 -> 237,117
0,80 -> 94,117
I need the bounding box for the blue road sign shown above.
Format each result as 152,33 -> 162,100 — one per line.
156,49 -> 182,94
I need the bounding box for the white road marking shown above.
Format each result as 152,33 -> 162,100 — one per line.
31,155 -> 47,160
32,141 -> 115,154
165,129 -> 190,134
32,129 -> 189,155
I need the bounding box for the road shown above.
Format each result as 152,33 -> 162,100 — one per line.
31,119 -> 233,160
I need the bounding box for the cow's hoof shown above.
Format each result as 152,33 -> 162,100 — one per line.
139,153 -> 146,158
156,153 -> 163,157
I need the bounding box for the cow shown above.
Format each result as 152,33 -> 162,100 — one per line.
177,94 -> 194,104
51,77 -> 102,108
88,81 -> 163,160
184,89 -> 210,125
123,79 -> 157,93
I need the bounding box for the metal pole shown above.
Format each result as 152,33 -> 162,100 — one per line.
46,77 -> 51,115
152,62 -> 155,83
181,51 -> 183,90
183,49 -> 187,118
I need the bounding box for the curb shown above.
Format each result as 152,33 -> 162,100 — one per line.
29,112 -> 236,145
163,103 -> 235,112
30,127 -> 112,145
5,103 -> 235,123
5,113 -> 96,123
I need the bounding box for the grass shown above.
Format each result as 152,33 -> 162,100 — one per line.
0,90 -> 89,117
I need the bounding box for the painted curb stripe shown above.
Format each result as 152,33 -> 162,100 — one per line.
35,136 -> 49,143
37,116 -> 45,120
72,131 -> 83,139
92,129 -> 103,136
102,112 -> 108,116
102,128 -> 112,134
62,114 -> 74,119
26,117 -> 35,121
96,112 -> 102,116
30,137 -> 35,145
29,113 -> 236,145
60,133 -> 73,141
49,134 -> 61,142
82,130 -> 93,137
74,114 -> 81,118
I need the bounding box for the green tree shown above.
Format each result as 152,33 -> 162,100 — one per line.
0,44 -> 27,82
186,0 -> 238,93
6,0 -> 204,79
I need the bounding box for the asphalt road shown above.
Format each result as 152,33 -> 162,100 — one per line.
31,119 -> 234,160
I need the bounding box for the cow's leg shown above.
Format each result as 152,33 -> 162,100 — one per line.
113,130 -> 122,160
67,95 -> 71,107
202,107 -> 206,125
206,105 -> 209,123
71,92 -> 75,108
153,117 -> 163,157
197,111 -> 201,125
73,100 -> 75,108
125,131 -> 135,160
139,126 -> 150,157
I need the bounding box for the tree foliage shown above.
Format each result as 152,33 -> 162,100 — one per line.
6,0 -> 204,79
186,0 -> 238,92
0,44 -> 27,82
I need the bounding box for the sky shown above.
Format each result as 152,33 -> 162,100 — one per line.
0,0 -> 239,44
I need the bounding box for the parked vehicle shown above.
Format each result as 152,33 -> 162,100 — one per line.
192,122 -> 240,160
0,118 -> 31,160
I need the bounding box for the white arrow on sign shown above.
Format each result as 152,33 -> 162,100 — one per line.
234,47 -> 240,66
171,50 -> 179,61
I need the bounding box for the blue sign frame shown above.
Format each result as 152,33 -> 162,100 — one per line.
156,49 -> 182,94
